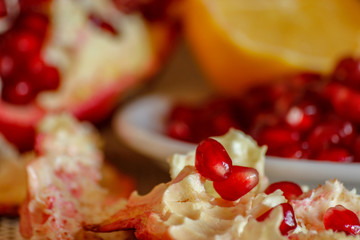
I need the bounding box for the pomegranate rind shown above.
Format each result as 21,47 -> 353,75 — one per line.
19,114 -> 134,239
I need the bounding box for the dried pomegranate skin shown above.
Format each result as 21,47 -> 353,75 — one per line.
257,203 -> 297,236
195,138 -> 232,181
213,166 -> 259,201
323,205 -> 360,235
264,181 -> 303,201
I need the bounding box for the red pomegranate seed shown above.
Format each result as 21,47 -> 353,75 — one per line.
213,166 -> 258,201
18,12 -> 48,36
2,80 -> 35,104
195,138 -> 232,181
36,66 -> 60,90
256,126 -> 300,151
167,120 -> 192,142
324,205 -> 360,235
264,181 -> 303,201
285,101 -> 319,131
89,14 -> 118,35
257,203 -> 297,236
333,57 -> 360,90
0,53 -> 15,78
277,143 -> 310,159
323,83 -> 360,123
11,31 -> 41,55
315,148 -> 354,163
307,120 -> 355,151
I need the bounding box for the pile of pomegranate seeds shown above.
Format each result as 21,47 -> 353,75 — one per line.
195,138 -> 259,201
0,3 -> 60,105
323,205 -> 360,235
257,203 -> 297,236
167,57 -> 360,163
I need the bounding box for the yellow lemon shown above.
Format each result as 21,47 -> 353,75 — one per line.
183,0 -> 360,95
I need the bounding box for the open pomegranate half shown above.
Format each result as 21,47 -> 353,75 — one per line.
0,0 -> 178,151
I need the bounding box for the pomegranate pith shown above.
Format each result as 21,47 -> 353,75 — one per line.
323,205 -> 360,235
256,203 -> 297,236
264,181 -> 303,201
213,166 -> 259,201
195,138 -> 232,181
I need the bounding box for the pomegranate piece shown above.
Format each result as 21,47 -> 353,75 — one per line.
213,166 -> 258,201
256,203 -> 297,236
195,138 -> 232,181
323,205 -> 360,235
264,181 -> 303,201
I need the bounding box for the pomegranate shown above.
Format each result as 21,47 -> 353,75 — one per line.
0,0 -> 178,151
323,205 -> 360,235
256,203 -> 297,236
166,56 -> 360,163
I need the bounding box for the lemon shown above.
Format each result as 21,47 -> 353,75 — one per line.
184,0 -> 360,95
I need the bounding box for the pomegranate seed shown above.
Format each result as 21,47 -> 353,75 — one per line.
89,14 -> 118,35
285,101 -> 319,131
195,138 -> 232,181
0,53 -> 15,78
167,120 -> 192,142
324,205 -> 360,235
323,83 -> 360,123
18,12 -> 48,36
11,31 -> 41,55
307,120 -> 355,151
333,57 -> 360,90
257,203 -> 297,235
264,181 -> 303,201
315,148 -> 354,163
2,80 -> 35,104
277,143 -> 310,159
213,166 -> 258,201
36,66 -> 60,90
210,111 -> 239,136
256,126 -> 300,152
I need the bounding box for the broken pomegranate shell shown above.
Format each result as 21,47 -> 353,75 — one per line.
0,0 -> 179,152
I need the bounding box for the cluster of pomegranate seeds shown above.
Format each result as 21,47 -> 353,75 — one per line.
256,203 -> 297,236
323,205 -> 360,235
0,3 -> 60,105
167,56 -> 360,163
264,181 -> 303,201
195,138 -> 259,201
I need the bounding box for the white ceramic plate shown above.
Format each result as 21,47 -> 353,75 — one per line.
114,94 -> 360,190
